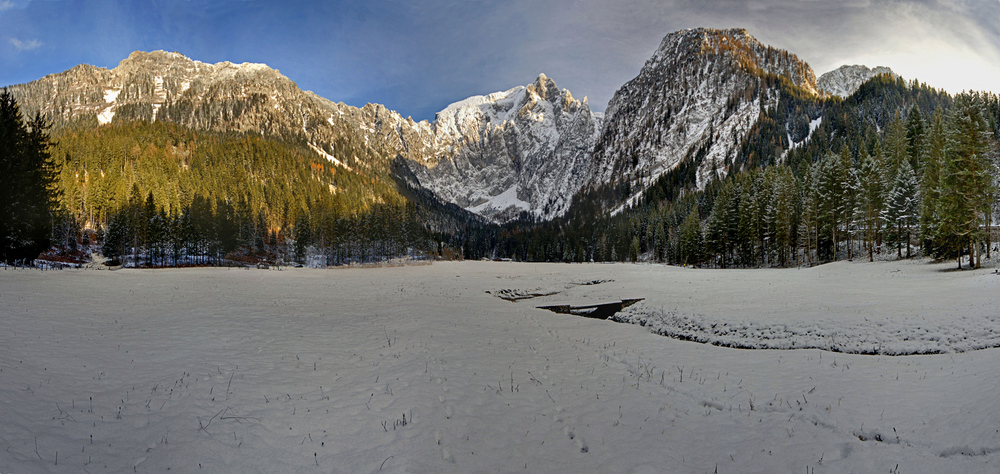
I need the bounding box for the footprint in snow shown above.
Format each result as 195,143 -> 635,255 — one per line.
564,426 -> 589,453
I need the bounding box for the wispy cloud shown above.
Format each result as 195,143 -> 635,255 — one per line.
0,0 -> 30,13
9,37 -> 41,51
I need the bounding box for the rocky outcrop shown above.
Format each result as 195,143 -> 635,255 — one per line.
818,65 -> 898,98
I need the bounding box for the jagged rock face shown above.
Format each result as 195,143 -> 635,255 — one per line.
588,28 -> 819,209
818,65 -> 898,98
15,51 -> 310,136
399,74 -> 603,221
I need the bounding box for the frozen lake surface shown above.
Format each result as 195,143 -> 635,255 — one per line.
1,260 -> 998,472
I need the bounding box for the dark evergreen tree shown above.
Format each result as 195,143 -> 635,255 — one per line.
678,208 -> 703,266
920,108 -> 947,255
937,93 -> 996,268
905,104 -> 927,174
884,160 -> 918,258
858,148 -> 887,261
293,213 -> 311,264
0,89 -> 59,263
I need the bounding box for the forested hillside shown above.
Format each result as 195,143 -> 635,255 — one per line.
41,120 -> 450,266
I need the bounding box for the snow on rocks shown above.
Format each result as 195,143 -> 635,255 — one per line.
97,89 -> 121,125
403,74 -> 602,222
818,65 -> 898,98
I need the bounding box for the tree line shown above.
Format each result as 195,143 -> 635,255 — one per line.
98,185 -> 433,267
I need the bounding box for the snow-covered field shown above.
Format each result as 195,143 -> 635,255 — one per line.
1,260 -> 998,472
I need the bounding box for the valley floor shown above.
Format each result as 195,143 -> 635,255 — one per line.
1,260 -> 998,473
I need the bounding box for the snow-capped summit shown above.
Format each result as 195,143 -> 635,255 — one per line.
400,73 -> 603,222
818,65 -> 898,98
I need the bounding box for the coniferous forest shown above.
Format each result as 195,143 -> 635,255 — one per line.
3,75 -> 1000,269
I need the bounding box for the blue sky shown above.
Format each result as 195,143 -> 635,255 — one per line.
2,0 -> 1000,122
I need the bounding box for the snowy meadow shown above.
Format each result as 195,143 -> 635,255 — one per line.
1,260 -> 998,473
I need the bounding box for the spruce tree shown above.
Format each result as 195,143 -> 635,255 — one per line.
884,161 -> 918,258
920,108 -> 947,255
906,104 -> 927,174
884,112 -> 909,178
678,208 -> 703,266
0,89 -> 59,263
938,93 -> 995,268
858,148 -> 887,261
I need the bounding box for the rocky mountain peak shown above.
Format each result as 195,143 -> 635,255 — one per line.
526,73 -> 559,101
590,28 -> 820,211
818,65 -> 898,98
648,28 -> 818,95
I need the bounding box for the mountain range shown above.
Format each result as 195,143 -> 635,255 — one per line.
8,28 -> 899,225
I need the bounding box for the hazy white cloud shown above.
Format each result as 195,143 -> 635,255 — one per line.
9,37 -> 41,51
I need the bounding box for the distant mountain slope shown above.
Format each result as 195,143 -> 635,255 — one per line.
586,28 -> 820,211
818,65 -> 898,98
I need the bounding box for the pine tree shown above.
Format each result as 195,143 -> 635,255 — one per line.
906,104 -> 927,175
101,210 -> 131,264
858,148 -> 887,261
938,93 -> 995,268
817,152 -> 853,261
798,161 -> 821,266
294,213 -> 311,264
764,167 -> 796,267
0,89 -> 59,263
920,108 -> 947,255
737,176 -> 759,266
884,111 -> 909,178
838,144 -> 859,260
678,208 -> 703,266
705,182 -> 733,268
884,161 -> 918,258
